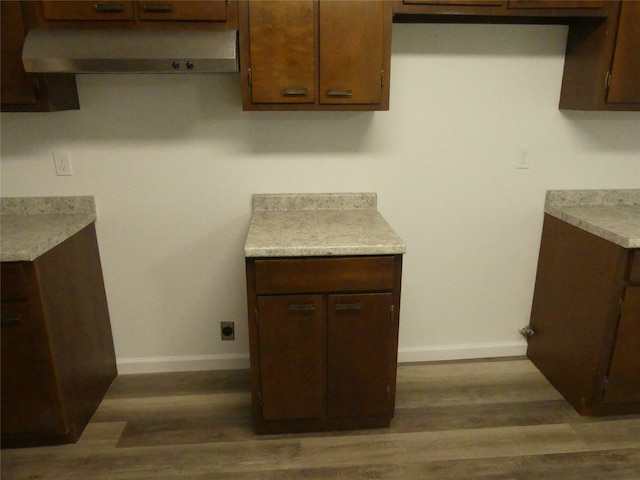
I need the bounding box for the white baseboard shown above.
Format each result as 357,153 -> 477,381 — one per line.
116,353 -> 250,374
116,341 -> 527,374
397,341 -> 527,363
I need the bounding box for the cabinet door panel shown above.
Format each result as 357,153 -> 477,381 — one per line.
629,250 -> 640,284
406,1 -> 502,5
257,295 -> 325,420
42,1 -> 135,20
508,1 -> 604,8
604,286 -> 640,404
328,293 -> 393,418
1,302 -> 65,435
248,0 -> 315,104
319,0 -> 384,105
607,1 -> 640,104
1,2 -> 37,106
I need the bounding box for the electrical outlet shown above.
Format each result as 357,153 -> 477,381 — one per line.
221,321 -> 235,341
53,151 -> 73,176
516,146 -> 531,170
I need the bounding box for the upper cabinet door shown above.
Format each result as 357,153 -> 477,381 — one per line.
247,0 -> 315,104
240,0 -> 391,110
1,1 -> 37,106
607,0 -> 640,104
406,0 -> 502,5
41,1 -> 135,20
319,0 -> 387,106
508,1 -> 605,8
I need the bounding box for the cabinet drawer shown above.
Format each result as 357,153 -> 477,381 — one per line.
1,263 -> 28,302
629,250 -> 640,285
42,1 -> 135,21
254,256 -> 396,294
137,1 -> 228,21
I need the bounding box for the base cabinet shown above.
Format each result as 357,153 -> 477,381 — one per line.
246,255 -> 402,433
1,224 -> 117,447
526,214 -> 640,416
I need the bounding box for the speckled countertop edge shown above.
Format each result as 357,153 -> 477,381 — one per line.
545,189 -> 640,249
1,197 -> 97,262
253,192 -> 378,211
245,193 -> 406,257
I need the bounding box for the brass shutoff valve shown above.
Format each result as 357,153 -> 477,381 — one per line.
520,326 -> 535,338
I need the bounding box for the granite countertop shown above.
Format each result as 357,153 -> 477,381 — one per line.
545,189 -> 640,249
244,193 -> 406,257
1,197 -> 97,262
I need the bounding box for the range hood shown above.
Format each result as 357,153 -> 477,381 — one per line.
22,29 -> 239,74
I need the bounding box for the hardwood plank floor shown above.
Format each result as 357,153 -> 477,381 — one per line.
2,358 -> 639,479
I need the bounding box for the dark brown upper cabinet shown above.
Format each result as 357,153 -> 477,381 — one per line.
560,0 -> 640,110
33,1 -> 237,29
393,0 -> 611,19
1,1 -> 79,112
239,0 -> 392,111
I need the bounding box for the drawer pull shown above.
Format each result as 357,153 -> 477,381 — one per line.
288,304 -> 316,312
326,89 -> 353,98
282,88 -> 309,97
142,3 -> 173,12
94,3 -> 126,13
335,303 -> 362,311
1,315 -> 21,326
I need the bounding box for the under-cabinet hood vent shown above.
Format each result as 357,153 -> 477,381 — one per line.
22,29 -> 239,74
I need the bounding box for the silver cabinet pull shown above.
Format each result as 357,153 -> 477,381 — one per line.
335,303 -> 362,311
281,88 -> 309,97
142,3 -> 173,12
325,89 -> 353,98
94,3 -> 126,13
288,304 -> 316,312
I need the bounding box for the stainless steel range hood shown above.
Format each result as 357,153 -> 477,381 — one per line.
22,29 -> 238,74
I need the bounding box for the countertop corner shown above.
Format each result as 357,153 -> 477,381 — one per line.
544,189 -> 640,249
1,196 -> 97,262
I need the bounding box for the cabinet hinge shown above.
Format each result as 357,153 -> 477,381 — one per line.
381,70 -> 385,88
31,74 -> 40,93
618,297 -> 624,315
248,69 -> 253,86
390,304 -> 395,321
602,376 -> 609,392
254,307 -> 259,326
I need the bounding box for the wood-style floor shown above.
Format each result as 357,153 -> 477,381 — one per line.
2,358 -> 639,479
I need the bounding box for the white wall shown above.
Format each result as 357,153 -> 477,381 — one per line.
2,24 -> 639,373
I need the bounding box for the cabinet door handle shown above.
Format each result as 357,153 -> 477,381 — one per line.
142,3 -> 173,12
281,88 -> 309,97
325,89 -> 353,98
288,304 -> 316,312
335,303 -> 362,311
94,3 -> 126,13
1,315 -> 21,326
